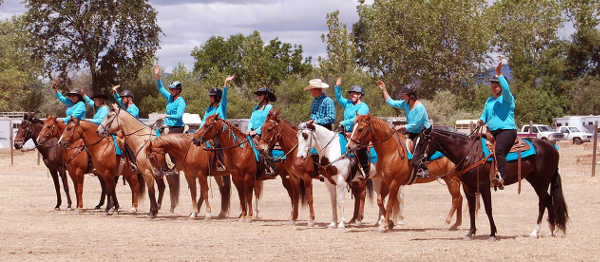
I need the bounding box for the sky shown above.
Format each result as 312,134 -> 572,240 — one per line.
0,0 -> 371,72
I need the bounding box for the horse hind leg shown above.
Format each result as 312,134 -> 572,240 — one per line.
49,169 -> 62,210
480,188 -> 498,241
185,174 -> 199,219
156,176 -> 166,210
444,176 -> 463,230
95,175 -> 106,210
199,175 -> 213,221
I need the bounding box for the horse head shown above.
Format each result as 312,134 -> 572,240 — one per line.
59,117 -> 82,147
38,115 -> 62,145
347,113 -> 374,152
192,114 -> 222,146
296,120 -> 317,159
97,104 -> 120,137
411,126 -> 435,170
257,110 -> 281,152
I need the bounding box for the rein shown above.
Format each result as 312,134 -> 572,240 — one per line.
201,120 -> 250,151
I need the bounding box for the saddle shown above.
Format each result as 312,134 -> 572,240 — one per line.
483,132 -> 528,193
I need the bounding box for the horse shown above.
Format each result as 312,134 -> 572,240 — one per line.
346,114 -> 465,230
145,133 -> 232,220
37,115 -> 111,210
411,126 -> 568,240
192,114 -> 266,222
14,112 -> 72,210
59,117 -> 145,214
296,120 -> 389,229
97,105 -> 180,218
255,110 -> 318,226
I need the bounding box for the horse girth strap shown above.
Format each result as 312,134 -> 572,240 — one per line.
457,154 -> 493,177
201,138 -> 249,151
66,146 -> 86,163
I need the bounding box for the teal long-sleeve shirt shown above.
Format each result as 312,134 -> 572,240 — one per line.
56,91 -> 86,124
200,87 -> 228,128
479,75 -> 516,131
83,95 -> 109,125
386,98 -> 431,134
114,93 -> 140,119
157,80 -> 186,127
248,104 -> 273,135
334,85 -> 370,132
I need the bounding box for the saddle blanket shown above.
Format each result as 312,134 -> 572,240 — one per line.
248,136 -> 285,162
402,138 -> 444,161
481,137 -> 535,162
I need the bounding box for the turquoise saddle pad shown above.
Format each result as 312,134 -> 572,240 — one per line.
338,134 -> 378,163
112,134 -> 122,156
481,138 -> 536,162
248,136 -> 285,162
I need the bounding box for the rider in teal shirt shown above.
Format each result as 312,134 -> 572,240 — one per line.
154,65 -> 186,132
248,87 -> 276,176
377,80 -> 431,178
52,81 -> 86,124
201,75 -> 235,172
112,85 -> 139,119
83,93 -> 110,125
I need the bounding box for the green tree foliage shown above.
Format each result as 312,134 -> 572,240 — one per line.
319,10 -> 357,77
23,0 -> 162,95
564,75 -> 600,114
0,17 -> 43,112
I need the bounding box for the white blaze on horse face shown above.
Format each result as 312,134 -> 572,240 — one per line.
350,123 -> 358,146
296,128 -> 311,159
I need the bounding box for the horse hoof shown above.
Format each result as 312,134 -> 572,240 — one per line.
463,234 -> 474,240
448,225 -> 459,231
94,205 -> 102,210
378,226 -> 388,233
395,220 -> 405,226
327,222 -> 336,229
204,214 -> 212,221
130,208 -> 137,214
529,231 -> 539,238
217,213 -> 227,219
488,236 -> 497,242
169,208 -> 175,213
337,222 -> 346,229
353,220 -> 362,227
307,221 -> 314,228
54,207 -> 60,211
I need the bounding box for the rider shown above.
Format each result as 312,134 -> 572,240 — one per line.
112,85 -> 139,119
154,65 -> 187,134
200,75 -> 235,172
377,80 -> 431,178
52,80 -> 86,124
83,89 -> 110,125
112,85 -> 139,170
334,77 -> 370,178
248,87 -> 277,176
306,79 -> 336,130
477,61 -> 516,188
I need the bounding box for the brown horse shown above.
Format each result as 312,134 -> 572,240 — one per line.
255,110 -> 318,226
14,113 -> 72,210
346,114 -> 464,231
60,118 -> 145,214
192,114 -> 267,222
37,116 -> 106,210
145,133 -> 232,219
97,105 -> 180,218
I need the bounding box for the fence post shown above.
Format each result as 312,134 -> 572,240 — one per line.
592,121 -> 598,177
9,120 -> 14,167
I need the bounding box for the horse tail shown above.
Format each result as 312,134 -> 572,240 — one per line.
550,169 -> 568,233
220,175 -> 231,215
299,178 -> 307,207
166,172 -> 180,211
254,180 -> 263,200
137,173 -> 146,201
366,178 -> 374,202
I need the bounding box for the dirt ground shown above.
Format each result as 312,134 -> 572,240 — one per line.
1,141 -> 599,261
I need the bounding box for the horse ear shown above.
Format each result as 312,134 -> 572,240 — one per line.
275,109 -> 280,119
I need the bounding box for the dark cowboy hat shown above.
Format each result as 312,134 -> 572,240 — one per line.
120,90 -> 134,98
254,87 -> 277,102
208,88 -> 223,101
64,88 -> 83,100
91,92 -> 109,100
347,85 -> 365,96
490,76 -> 500,83
400,84 -> 418,95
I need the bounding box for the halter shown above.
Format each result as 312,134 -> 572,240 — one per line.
348,118 -> 405,160
259,119 -> 299,161
298,125 -> 339,157
103,106 -> 160,160
65,119 -> 106,148
200,118 -> 249,151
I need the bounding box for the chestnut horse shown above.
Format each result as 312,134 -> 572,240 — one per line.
192,114 -> 266,222
145,133 -> 232,219
346,114 -> 464,232
37,116 -> 110,210
60,118 -> 145,214
14,113 -> 72,210
98,105 -> 180,218
411,126 -> 568,240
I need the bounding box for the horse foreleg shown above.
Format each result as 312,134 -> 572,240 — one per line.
58,168 -> 72,210
348,181 -> 362,226
304,177 -> 316,227
231,176 -> 246,220
325,182 -> 337,228
49,169 -> 62,210
280,174 -> 297,224
184,173 -> 198,219
95,175 -> 106,210
246,176 -> 256,221
156,176 -> 166,210
443,176 -> 463,230
199,174 -> 212,220
480,188 -> 497,241
372,177 -> 386,227
382,180 -> 400,232
463,184 -> 477,240
143,170 -> 158,218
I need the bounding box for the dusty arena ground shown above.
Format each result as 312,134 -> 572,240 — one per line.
1,141 -> 599,261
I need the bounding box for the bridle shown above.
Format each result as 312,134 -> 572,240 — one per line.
101,106 -> 160,159
348,118 -> 405,160
259,119 -> 298,161
200,118 -> 249,151
62,119 -> 105,149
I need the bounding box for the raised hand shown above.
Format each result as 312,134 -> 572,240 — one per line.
112,85 -> 120,94
336,77 -> 342,86
224,75 -> 235,87
153,65 -> 161,79
496,61 -> 503,76
51,79 -> 58,92
377,80 -> 386,91
81,86 -> 85,96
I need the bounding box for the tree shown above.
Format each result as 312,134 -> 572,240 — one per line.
0,17 -> 44,112
319,10 -> 357,77
23,0 -> 162,95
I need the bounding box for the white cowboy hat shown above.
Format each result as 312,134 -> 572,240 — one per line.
304,79 -> 330,90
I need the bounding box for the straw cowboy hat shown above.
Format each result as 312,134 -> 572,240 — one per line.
304,79 -> 330,91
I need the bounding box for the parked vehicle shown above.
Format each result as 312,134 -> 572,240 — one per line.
519,124 -> 564,141
554,115 -> 600,134
557,126 -> 593,144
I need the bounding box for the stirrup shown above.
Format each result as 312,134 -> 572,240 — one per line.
492,176 -> 504,190
215,162 -> 226,172
416,169 -> 430,178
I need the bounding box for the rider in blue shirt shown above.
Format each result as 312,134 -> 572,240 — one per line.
201,75 -> 235,172
112,85 -> 139,119
306,79 -> 336,130
83,92 -> 110,125
248,87 -> 276,176
377,80 -> 431,178
154,65 -> 186,134
334,77 -> 371,178
477,61 -> 516,188
51,80 -> 86,124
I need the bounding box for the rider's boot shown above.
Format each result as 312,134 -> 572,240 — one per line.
416,167 -> 430,178
215,149 -> 226,172
492,172 -> 505,190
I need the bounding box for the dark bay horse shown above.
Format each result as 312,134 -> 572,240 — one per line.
192,114 -> 265,222
97,105 -> 180,218
411,126 -> 568,240
145,133 -> 232,220
346,114 -> 464,232
60,118 -> 145,214
38,116 -> 109,210
14,113 -> 71,210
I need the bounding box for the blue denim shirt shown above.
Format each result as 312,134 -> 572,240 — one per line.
310,94 -> 336,125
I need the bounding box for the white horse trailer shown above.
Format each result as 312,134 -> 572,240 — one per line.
554,115 -> 600,134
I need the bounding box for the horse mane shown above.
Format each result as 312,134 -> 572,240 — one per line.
431,126 -> 482,171
153,133 -> 192,150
